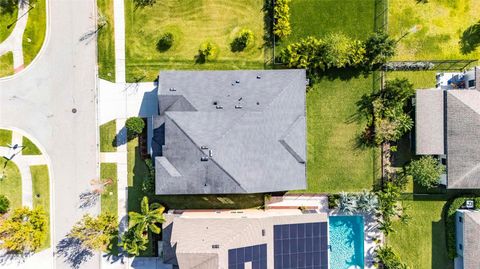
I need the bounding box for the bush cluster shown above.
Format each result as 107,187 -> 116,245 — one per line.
141,158 -> 155,194
230,29 -> 254,52
273,0 -> 291,39
406,156 -> 445,189
0,195 -> 10,214
374,246 -> 410,269
125,117 -> 145,139
446,196 -> 480,259
278,31 -> 395,74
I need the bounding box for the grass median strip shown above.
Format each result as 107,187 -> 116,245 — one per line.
22,0 -> 47,66
0,158 -> 22,209
97,0 -> 115,81
31,165 -> 50,249
100,120 -> 117,152
22,136 -> 42,155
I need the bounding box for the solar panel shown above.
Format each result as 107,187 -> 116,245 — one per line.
273,222 -> 328,269
229,244 -> 267,269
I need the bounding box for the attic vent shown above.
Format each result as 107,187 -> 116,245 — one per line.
262,229 -> 265,236
257,75 -> 261,79
201,146 -> 208,149
235,105 -> 243,109
212,245 -> 219,249
169,87 -> 176,91
216,105 -> 224,109
201,157 -> 209,161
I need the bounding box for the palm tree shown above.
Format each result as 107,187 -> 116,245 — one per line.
338,192 -> 357,215
128,196 -> 165,236
357,190 -> 379,213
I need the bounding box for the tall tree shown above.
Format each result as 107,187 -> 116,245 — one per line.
0,207 -> 48,253
68,213 -> 118,252
407,156 -> 445,188
365,31 -> 396,66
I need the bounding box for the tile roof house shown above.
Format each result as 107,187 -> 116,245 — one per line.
455,209 -> 480,269
154,70 -> 307,194
162,209 -> 329,269
415,67 -> 480,189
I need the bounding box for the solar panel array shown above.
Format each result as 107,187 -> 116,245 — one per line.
273,222 -> 328,269
228,244 -> 267,269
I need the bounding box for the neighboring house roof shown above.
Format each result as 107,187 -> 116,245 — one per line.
462,210 -> 480,269
446,90 -> 480,189
155,70 -> 307,194
162,209 -> 328,269
415,89 -> 445,155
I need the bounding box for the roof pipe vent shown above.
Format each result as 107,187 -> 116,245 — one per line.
216,105 -> 224,109
201,146 -> 208,149
235,105 -> 243,109
235,80 -> 240,84
209,150 -> 213,157
257,75 -> 261,79
201,157 -> 209,161
169,87 -> 176,91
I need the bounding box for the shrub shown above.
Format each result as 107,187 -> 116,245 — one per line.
322,33 -> 365,69
364,31 -> 396,66
0,195 -> 10,214
133,0 -> 156,8
230,29 -> 254,52
125,117 -> 145,139
141,159 -> 155,194
273,0 -> 291,39
407,156 -> 445,188
68,213 -> 118,252
196,42 -> 218,64
157,32 -> 174,52
374,245 -> 409,269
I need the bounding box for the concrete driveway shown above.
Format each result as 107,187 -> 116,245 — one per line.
0,0 -> 99,268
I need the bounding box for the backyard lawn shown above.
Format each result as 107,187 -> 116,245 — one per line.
101,163 -> 118,217
22,136 -> 42,155
277,0 -> 376,50
97,0 -> 115,81
386,71 -> 437,89
22,0 -> 47,66
124,0 -> 266,81
389,0 -> 480,60
305,74 -> 381,193
0,2 -> 18,43
0,158 -> 22,209
0,129 -> 12,146
389,199 -> 453,269
31,165 -> 50,249
100,120 -> 117,152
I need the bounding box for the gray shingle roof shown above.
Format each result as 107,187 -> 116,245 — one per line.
462,210 -> 480,269
155,70 -> 307,194
447,90 -> 480,189
415,89 -> 445,155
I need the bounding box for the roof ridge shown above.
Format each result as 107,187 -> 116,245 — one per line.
166,114 -> 248,192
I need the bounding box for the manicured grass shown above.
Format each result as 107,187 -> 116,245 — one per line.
389,0 -> 480,60
0,4 -> 18,43
30,165 -> 50,249
22,136 -> 42,155
0,158 -> 22,209
304,74 -> 381,193
389,199 -> 453,269
97,0 -> 115,81
101,163 -> 118,217
278,0 -> 376,50
22,0 -> 46,66
386,71 -> 437,89
124,0 -> 265,82
100,120 -> 117,152
0,52 -> 14,77
0,129 -> 12,147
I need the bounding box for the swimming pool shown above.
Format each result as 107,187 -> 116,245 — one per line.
329,215 -> 365,269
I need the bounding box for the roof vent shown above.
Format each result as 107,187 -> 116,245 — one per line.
201,157 -> 208,161
169,87 -> 176,91
235,105 -> 243,109
262,229 -> 265,236
212,244 -> 220,249
216,105 -> 223,109
235,80 -> 240,84
238,97 -> 243,101
209,150 -> 213,157
213,101 -> 218,105
256,102 -> 260,105
201,146 -> 208,149
257,75 -> 261,79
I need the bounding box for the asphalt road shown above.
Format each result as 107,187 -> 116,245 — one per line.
0,0 -> 100,268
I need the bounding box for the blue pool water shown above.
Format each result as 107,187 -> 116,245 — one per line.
329,216 -> 365,269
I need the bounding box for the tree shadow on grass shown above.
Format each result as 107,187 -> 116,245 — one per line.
56,237 -> 93,269
78,191 -> 99,209
460,21 -> 480,54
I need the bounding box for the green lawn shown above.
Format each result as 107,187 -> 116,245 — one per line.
386,71 -> 437,89
389,199 -> 453,269
0,129 -> 12,146
124,0 -> 266,82
100,120 -> 117,152
277,0 -> 376,50
0,159 -> 22,209
389,0 -> 480,60
22,0 -> 47,66
97,0 -> 115,81
305,74 -> 381,193
101,163 -> 118,217
22,136 -> 42,155
0,3 -> 18,43
30,165 -> 50,249
0,52 -> 14,77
